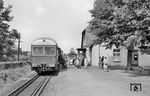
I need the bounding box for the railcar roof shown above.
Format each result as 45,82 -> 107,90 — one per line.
31,37 -> 58,46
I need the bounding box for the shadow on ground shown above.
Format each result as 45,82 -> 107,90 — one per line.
122,66 -> 150,77
38,67 -> 69,76
108,65 -> 126,70
39,71 -> 60,76
108,65 -> 150,77
122,70 -> 150,77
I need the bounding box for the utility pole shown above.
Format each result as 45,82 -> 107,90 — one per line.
98,44 -> 100,65
99,44 -> 100,58
18,33 -> 20,61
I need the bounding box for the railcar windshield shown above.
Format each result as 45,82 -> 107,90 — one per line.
45,47 -> 56,56
32,47 -> 43,56
32,46 -> 56,56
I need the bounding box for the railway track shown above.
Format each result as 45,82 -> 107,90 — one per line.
7,75 -> 39,96
31,76 -> 51,96
7,75 -> 51,96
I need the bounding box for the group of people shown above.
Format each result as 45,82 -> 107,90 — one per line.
58,55 -> 68,69
69,57 -> 88,69
99,56 -> 108,71
67,56 -> 108,71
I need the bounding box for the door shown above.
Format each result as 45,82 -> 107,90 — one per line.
132,51 -> 138,66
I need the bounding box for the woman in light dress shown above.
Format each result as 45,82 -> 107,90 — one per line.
103,57 -> 108,72
76,58 -> 81,68
84,57 -> 88,68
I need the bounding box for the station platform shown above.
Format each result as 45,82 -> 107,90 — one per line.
42,66 -> 150,96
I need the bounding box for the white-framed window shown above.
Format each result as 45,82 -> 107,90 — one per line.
32,46 -> 56,56
45,46 -> 56,56
113,48 -> 121,62
32,47 -> 44,56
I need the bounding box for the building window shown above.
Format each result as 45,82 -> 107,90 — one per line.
113,49 -> 121,62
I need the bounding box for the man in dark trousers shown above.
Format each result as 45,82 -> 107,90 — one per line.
101,56 -> 104,69
58,55 -> 65,69
81,58 -> 84,67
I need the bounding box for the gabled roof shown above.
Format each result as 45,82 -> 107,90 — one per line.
83,25 -> 97,47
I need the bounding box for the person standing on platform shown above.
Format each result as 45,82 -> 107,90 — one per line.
101,56 -> 104,69
84,57 -> 88,68
70,59 -> 73,66
99,57 -> 101,68
103,57 -> 108,72
76,58 -> 81,69
80,58 -> 84,67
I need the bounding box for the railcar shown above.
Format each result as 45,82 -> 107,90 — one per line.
31,37 -> 61,74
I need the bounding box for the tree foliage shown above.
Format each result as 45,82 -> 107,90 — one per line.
0,0 -> 19,61
67,48 -> 77,59
89,0 -> 150,54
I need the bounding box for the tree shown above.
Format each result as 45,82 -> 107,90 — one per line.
112,0 -> 150,53
89,0 -> 115,48
67,48 -> 77,59
89,0 -> 150,54
0,0 -> 19,61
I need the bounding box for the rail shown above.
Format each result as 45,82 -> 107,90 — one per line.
7,75 -> 39,96
31,76 -> 51,96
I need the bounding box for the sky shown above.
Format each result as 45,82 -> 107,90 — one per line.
5,0 -> 94,53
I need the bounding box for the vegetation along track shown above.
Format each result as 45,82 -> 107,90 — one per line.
7,75 -> 40,96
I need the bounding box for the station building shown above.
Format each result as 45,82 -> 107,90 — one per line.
81,26 -> 150,69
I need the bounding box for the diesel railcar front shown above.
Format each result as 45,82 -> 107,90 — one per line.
31,37 -> 60,74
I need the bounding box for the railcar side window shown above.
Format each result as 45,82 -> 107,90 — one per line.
45,47 -> 56,55
33,47 -> 43,55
